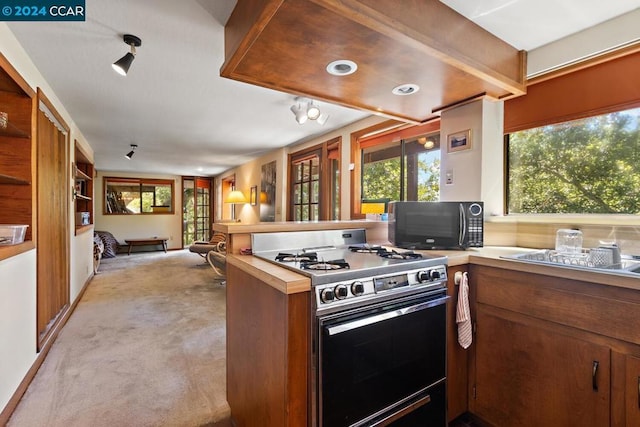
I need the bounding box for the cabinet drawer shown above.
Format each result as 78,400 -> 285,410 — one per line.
472,266 -> 640,345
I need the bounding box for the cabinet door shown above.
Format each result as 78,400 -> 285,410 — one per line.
626,355 -> 640,426
473,307 -> 610,427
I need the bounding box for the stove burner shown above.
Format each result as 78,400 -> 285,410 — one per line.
348,244 -> 385,253
301,259 -> 350,270
377,249 -> 423,260
275,252 -> 318,262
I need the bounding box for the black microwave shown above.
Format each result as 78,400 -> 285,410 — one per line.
388,201 -> 483,250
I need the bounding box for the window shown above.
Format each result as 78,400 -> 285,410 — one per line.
361,133 -> 440,202
290,150 -> 320,221
507,107 -> 640,214
288,137 -> 340,221
104,177 -> 174,214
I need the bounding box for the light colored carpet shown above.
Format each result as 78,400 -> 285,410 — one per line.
8,250 -> 230,427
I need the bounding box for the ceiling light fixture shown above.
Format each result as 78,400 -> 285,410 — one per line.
290,97 -> 329,125
417,136 -> 435,149
112,34 -> 142,76
392,83 -> 420,96
125,144 -> 137,160
326,59 -> 358,76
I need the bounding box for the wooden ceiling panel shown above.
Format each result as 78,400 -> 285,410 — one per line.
222,0 -> 526,124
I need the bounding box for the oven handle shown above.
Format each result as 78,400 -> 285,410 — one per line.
326,296 -> 449,336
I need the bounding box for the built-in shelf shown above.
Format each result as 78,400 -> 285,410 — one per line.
0,240 -> 35,261
73,141 -> 94,234
0,52 -> 35,251
75,167 -> 91,181
0,121 -> 30,139
0,173 -> 29,185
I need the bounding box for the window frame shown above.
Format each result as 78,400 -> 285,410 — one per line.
103,176 -> 175,215
287,137 -> 341,221
503,50 -> 640,218
350,119 -> 441,219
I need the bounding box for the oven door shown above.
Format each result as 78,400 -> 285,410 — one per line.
317,292 -> 447,427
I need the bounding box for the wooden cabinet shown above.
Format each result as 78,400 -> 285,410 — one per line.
474,306 -> 610,426
625,355 -> 640,425
0,52 -> 35,259
73,141 -> 93,233
226,263 -> 309,427
446,265 -> 470,422
469,264 -> 640,427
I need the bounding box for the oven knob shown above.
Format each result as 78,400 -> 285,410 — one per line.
430,270 -> 441,280
351,281 -> 365,296
417,270 -> 430,283
334,284 -> 348,300
320,288 -> 335,303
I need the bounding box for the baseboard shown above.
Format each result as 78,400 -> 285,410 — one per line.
0,272 -> 94,425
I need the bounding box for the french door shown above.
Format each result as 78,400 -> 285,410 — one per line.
182,177 -> 211,247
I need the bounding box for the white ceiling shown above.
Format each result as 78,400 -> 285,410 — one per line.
7,0 -> 640,177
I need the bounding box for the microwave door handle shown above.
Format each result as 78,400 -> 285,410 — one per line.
326,296 -> 449,336
459,204 -> 466,246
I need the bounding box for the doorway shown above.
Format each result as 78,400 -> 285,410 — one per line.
182,177 -> 212,247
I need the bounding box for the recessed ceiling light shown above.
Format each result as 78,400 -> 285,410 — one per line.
392,84 -> 420,96
326,60 -> 358,76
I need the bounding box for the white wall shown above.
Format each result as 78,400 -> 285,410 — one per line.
94,171 -> 184,249
527,9 -> 640,77
0,23 -> 94,413
216,149 -> 287,223
440,99 -> 505,216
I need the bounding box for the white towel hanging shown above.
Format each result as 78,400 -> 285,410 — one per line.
456,272 -> 472,349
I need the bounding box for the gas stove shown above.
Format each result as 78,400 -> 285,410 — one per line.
251,229 -> 448,313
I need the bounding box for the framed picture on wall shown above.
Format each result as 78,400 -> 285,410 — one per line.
250,186 -> 257,206
447,129 -> 471,153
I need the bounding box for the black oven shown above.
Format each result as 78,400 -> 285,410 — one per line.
316,291 -> 448,427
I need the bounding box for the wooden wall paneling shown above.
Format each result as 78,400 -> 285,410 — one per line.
35,90 -> 70,351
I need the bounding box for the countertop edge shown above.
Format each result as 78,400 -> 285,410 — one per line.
227,254 -> 311,294
228,246 -> 640,295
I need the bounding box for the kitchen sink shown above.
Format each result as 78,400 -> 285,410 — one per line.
502,249 -> 640,276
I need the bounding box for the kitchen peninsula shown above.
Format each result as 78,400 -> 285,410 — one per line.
221,221 -> 640,427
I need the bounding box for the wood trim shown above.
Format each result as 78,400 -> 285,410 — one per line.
37,88 -> 69,134
350,119 -> 400,219
287,137 -> 340,221
0,272 -> 93,425
0,52 -> 36,97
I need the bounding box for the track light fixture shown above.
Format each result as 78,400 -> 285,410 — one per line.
112,34 -> 142,76
290,97 -> 329,125
125,144 -> 137,160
